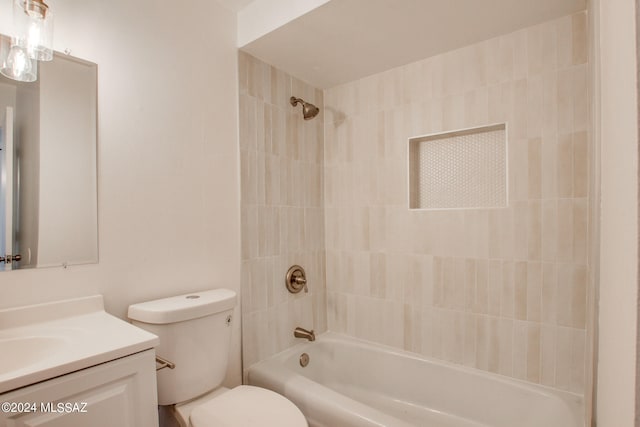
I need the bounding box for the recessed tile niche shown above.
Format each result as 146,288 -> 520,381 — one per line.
408,123 -> 508,210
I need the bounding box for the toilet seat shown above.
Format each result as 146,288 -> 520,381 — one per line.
188,386 -> 307,427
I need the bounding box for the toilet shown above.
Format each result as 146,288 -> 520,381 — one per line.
128,289 -> 308,427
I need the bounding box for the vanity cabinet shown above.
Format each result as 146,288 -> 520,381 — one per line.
0,350 -> 158,427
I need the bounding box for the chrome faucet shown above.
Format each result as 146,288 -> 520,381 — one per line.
294,327 -> 315,342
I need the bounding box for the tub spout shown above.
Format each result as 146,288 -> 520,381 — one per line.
294,327 -> 315,342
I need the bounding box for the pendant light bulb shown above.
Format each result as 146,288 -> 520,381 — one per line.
13,0 -> 53,62
0,44 -> 37,82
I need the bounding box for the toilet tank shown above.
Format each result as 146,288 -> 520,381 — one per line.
128,289 -> 237,405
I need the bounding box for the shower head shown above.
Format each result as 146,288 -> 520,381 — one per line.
290,96 -> 319,120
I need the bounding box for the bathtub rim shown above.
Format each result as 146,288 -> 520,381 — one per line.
247,331 -> 584,424
255,331 -> 583,398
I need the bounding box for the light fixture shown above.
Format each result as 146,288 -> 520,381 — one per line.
13,0 -> 53,62
0,41 -> 37,82
0,0 -> 53,82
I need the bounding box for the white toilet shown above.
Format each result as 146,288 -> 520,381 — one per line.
128,289 -> 307,427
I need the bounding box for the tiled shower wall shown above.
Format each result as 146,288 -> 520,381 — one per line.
324,11 -> 590,394
239,52 -> 326,371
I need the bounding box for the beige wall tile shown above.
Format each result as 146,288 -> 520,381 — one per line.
541,20 -> 559,72
475,259 -> 489,314
487,84 -> 503,124
419,255 -> 435,307
514,262 -> 528,320
571,12 -> 588,66
572,265 -> 587,329
513,202 -> 529,260
511,80 -> 529,140
487,316 -> 500,373
513,320 -> 528,380
540,137 -> 558,197
500,261 -> 515,318
499,208 -> 515,259
509,30 -> 526,80
555,327 -> 573,390
528,200 -> 542,260
475,315 -> 489,370
540,324 -> 557,387
557,199 -> 574,262
528,138 -> 542,198
573,131 -> 589,197
557,68 -> 574,135
464,88 -> 489,127
241,260 -> 252,313
571,329 -> 586,393
465,259 -> 477,311
404,304 -> 422,353
464,313 -> 477,367
542,200 -> 558,261
527,24 -> 544,76
556,15 -> 573,69
510,139 -> 529,201
443,95 -> 466,130
527,323 -> 542,383
370,252 -> 387,298
488,260 -> 503,316
542,263 -> 558,324
416,307 -> 431,357
430,308 -> 444,360
488,209 -> 502,259
556,264 -> 574,327
557,133 -> 574,197
527,262 -> 542,322
499,318 -> 514,376
453,258 -> 467,310
573,199 -> 588,264
442,257 -> 456,308
541,72 -> 559,136
572,65 -> 589,132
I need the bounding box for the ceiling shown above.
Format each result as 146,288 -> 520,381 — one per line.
240,0 -> 587,89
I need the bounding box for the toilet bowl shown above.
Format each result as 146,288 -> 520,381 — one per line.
128,289 -> 307,427
174,386 -> 306,427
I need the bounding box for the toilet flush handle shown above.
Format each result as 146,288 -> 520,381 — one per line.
156,355 -> 176,371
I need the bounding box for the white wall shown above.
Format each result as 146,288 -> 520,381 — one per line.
596,0 -> 639,425
0,0 -> 242,386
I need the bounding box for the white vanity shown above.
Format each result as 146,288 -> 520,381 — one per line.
0,296 -> 159,427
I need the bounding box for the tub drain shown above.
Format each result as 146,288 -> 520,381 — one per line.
300,353 -> 310,367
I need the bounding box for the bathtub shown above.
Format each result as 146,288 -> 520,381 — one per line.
247,332 -> 583,427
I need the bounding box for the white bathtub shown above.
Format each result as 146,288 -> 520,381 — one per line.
247,332 -> 583,427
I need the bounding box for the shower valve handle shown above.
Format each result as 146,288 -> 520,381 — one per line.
294,276 -> 308,292
286,265 -> 308,294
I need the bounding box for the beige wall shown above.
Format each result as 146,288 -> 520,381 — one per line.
0,0 -> 242,385
238,52 -> 326,371
595,0 -> 639,424
324,12 -> 591,394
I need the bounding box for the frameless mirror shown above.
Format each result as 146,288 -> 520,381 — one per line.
0,35 -> 97,271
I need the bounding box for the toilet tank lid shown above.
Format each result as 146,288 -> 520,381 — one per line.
127,289 -> 237,324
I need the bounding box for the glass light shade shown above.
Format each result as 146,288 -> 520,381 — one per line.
0,42 -> 38,82
12,0 -> 53,62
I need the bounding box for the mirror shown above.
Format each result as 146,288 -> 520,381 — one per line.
0,35 -> 97,271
